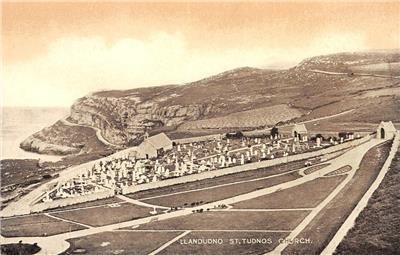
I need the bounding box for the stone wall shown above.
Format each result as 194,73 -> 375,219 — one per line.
26,135 -> 371,212
173,134 -> 224,144
30,189 -> 115,213
122,135 -> 372,194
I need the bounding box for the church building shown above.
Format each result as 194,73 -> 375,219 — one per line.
138,132 -> 173,159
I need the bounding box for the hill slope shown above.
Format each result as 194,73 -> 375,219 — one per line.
21,50 -> 400,154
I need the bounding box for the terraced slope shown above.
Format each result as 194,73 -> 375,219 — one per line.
179,104 -> 302,130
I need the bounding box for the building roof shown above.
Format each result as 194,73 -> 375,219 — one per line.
292,123 -> 307,133
378,121 -> 397,132
144,132 -> 172,149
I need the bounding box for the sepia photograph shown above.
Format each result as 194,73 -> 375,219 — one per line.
1,1 -> 399,254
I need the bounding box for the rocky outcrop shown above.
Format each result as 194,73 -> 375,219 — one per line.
20,135 -> 80,155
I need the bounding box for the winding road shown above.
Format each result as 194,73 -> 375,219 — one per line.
309,69 -> 400,79
60,117 -> 118,148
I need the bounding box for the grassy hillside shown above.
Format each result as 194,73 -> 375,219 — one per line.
179,104 -> 302,130
335,144 -> 400,255
23,50 -> 400,151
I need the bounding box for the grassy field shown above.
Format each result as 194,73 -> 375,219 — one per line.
1,159 -> 60,210
335,144 -> 399,255
61,231 -> 182,255
159,231 -> 288,255
43,197 -> 124,213
128,159 -> 310,200
50,202 -> 156,227
1,149 -> 115,208
233,176 -> 346,209
135,211 -> 309,231
310,97 -> 400,125
282,141 -> 392,255
349,62 -> 400,76
179,104 -> 302,130
142,172 -> 300,208
1,159 -> 48,188
1,214 -> 86,237
166,129 -> 234,140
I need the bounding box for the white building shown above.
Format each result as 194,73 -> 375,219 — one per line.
292,123 -> 308,140
138,133 -> 173,159
376,121 -> 397,139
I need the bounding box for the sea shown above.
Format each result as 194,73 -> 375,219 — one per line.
1,107 -> 70,161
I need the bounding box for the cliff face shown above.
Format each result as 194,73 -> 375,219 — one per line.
21,50 -> 400,154
69,94 -> 217,145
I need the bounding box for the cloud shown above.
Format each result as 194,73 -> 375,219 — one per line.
2,32 -> 367,107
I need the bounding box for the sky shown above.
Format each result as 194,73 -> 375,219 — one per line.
2,1 -> 399,107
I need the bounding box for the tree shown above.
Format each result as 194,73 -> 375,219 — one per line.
271,126 -> 279,138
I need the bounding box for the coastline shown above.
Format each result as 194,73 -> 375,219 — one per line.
19,135 -> 80,157
1,106 -> 70,161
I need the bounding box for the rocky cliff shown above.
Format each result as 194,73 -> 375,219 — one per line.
68,93 -> 217,145
21,50 -> 400,154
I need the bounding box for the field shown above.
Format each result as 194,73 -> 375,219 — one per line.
1,214 -> 86,237
307,97 -> 400,125
292,95 -> 400,127
1,152 -> 115,209
142,172 -> 300,208
128,159 -> 310,200
43,196 -> 124,213
179,104 -> 302,130
159,231 -> 288,255
2,138 -> 395,255
233,176 -> 346,209
61,231 -> 182,255
357,87 -> 400,99
349,62 -> 400,76
282,141 -> 392,254
135,211 -> 309,231
335,144 -> 400,255
1,159 -> 47,188
165,129 -> 236,140
50,202 -> 157,227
